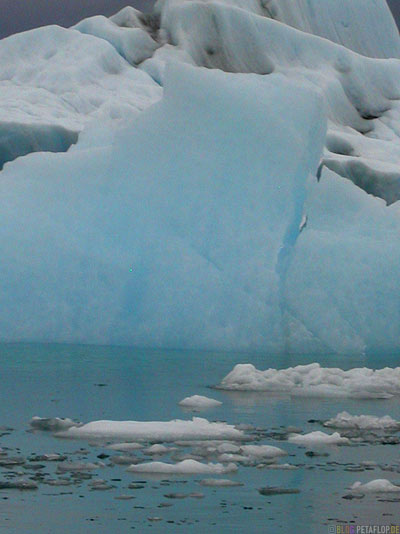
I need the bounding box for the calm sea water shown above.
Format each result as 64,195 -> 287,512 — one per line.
0,343 -> 399,533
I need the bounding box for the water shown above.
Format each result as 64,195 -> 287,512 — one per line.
0,343 -> 399,533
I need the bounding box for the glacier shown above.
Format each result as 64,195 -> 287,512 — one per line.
0,0 -> 400,354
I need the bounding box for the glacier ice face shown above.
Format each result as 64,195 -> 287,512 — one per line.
0,0 -> 400,354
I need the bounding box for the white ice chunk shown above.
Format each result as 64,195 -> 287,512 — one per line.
126,459 -> 238,474
30,416 -> 79,431
218,363 -> 400,398
324,411 -> 400,431
55,417 -> 244,442
350,479 -> 400,493
288,431 -> 349,446
199,478 -> 243,487
240,445 -> 287,459
178,395 -> 222,409
144,444 -> 173,455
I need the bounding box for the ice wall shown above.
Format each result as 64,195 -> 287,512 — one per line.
266,0 -> 400,59
1,0 -> 400,354
0,64 -> 325,351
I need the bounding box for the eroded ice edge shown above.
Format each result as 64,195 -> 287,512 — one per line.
217,363 -> 400,398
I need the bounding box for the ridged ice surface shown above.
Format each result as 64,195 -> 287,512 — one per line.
0,0 -> 400,354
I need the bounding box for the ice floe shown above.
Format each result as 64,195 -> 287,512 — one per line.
239,445 -> 287,459
350,479 -> 400,493
178,395 -> 222,409
199,478 -> 243,487
30,417 -> 79,431
288,431 -> 349,446
324,412 -> 400,431
217,364 -> 400,398
126,459 -> 238,474
55,417 -> 244,442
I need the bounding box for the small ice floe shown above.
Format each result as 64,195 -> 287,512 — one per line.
240,445 -> 287,460
261,463 -> 298,470
288,431 -> 349,446
29,454 -> 67,462
55,417 -> 243,442
106,442 -> 144,452
110,455 -> 140,465
30,416 -> 79,431
258,486 -> 300,496
178,395 -> 222,410
126,459 -> 238,475
217,443 -> 241,454
324,411 -> 400,431
0,479 -> 38,490
56,462 -> 103,473
144,444 -> 173,455
0,456 -> 25,466
217,363 -> 400,398
89,480 -> 114,491
114,495 -> 135,500
217,453 -> 249,463
350,479 -> 400,493
199,478 -> 243,487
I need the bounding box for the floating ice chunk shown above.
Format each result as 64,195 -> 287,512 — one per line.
106,442 -> 144,451
126,459 -> 237,474
178,395 -> 222,409
110,455 -> 140,465
55,417 -> 244,442
218,453 -> 249,463
144,444 -> 173,455
218,364 -> 400,398
350,479 -> 400,493
324,412 -> 400,431
217,443 -> 241,454
263,463 -> 298,470
56,462 -> 103,472
30,417 -> 79,431
240,445 -> 287,459
288,431 -> 349,446
0,479 -> 38,490
199,478 -> 243,487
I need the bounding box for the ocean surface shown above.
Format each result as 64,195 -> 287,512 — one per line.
0,343 -> 399,533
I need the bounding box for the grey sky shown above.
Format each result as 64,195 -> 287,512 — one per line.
0,0 -> 399,39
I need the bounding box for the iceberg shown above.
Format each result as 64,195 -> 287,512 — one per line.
0,0 -> 400,354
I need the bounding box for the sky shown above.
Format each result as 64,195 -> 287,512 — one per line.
0,0 -> 399,39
